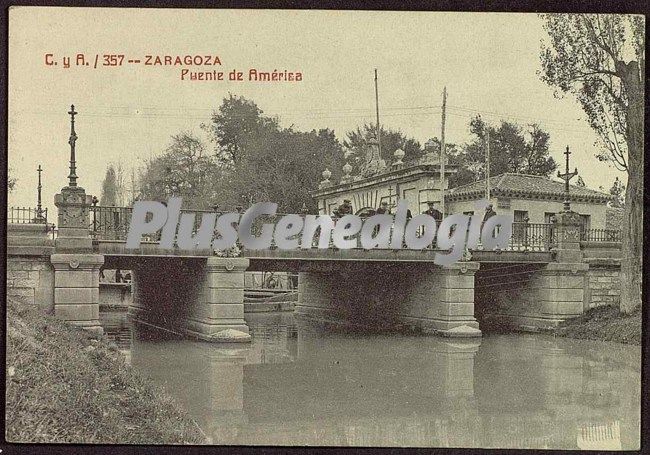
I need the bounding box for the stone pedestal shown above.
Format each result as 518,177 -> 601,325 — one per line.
186,257 -> 251,342
51,253 -> 104,336
54,186 -> 94,252
553,210 -> 584,263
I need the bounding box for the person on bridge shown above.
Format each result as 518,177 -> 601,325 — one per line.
481,203 -> 498,238
376,201 -> 390,215
423,201 -> 443,223
482,203 -> 497,227
334,199 -> 353,218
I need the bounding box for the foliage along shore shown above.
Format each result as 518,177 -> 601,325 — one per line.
553,304 -> 641,346
5,298 -> 206,444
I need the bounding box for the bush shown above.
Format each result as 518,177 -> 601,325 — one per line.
5,298 -> 206,444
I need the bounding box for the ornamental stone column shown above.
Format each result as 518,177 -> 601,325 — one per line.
51,105 -> 104,336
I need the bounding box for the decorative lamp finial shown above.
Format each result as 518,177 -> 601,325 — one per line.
67,104 -> 79,187
319,168 -> 332,189
393,148 -> 405,166
557,145 -> 578,212
342,162 -> 352,177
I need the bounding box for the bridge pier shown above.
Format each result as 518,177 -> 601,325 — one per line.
186,257 -> 251,342
51,253 -> 104,336
478,210 -> 591,331
296,261 -> 481,337
129,257 -> 251,342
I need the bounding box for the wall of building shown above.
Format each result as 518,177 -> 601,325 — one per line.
320,174 -> 442,216
447,197 -> 608,229
316,163 -> 459,216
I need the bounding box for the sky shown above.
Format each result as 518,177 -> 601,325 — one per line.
8,7 -> 626,216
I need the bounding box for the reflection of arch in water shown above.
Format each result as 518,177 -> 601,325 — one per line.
355,207 -> 375,217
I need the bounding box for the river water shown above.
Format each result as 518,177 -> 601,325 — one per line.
100,311 -> 640,449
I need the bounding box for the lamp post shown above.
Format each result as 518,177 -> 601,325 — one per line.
67,105 -> 78,187
557,146 -> 578,212
91,195 -> 99,236
36,164 -> 44,223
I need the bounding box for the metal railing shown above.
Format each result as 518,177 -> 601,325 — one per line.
89,207 -> 638,254
508,222 -> 556,251
581,228 -> 622,242
8,206 -> 48,224
89,205 -> 235,242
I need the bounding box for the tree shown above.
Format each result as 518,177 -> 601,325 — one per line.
540,14 -> 643,313
138,132 -> 222,209
449,116 -> 557,187
343,123 -> 423,170
8,166 -> 16,193
226,126 -> 344,212
202,93 -> 279,167
600,176 -> 626,208
100,165 -> 118,206
201,95 -> 346,212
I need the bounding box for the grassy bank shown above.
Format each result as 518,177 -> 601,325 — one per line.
553,304 -> 642,345
5,298 -> 206,444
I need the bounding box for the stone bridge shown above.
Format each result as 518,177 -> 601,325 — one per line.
7,200 -> 622,341
6,105 -> 622,340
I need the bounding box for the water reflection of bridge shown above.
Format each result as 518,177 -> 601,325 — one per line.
104,312 -> 639,449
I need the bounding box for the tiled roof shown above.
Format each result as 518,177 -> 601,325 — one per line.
446,173 -> 613,203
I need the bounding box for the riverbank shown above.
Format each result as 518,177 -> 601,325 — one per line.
553,304 -> 642,345
5,298 -> 206,444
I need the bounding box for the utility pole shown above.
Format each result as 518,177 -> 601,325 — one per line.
440,86 -> 447,216
374,68 -> 382,158
486,129 -> 491,200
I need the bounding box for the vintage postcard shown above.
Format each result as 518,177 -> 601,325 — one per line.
5,6 -> 644,450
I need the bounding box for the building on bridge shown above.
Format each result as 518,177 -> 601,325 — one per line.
445,173 -> 614,232
313,137 -> 613,236
313,135 -> 457,216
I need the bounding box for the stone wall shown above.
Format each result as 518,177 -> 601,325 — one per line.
6,257 -> 55,310
6,224 -> 55,311
584,259 -> 621,309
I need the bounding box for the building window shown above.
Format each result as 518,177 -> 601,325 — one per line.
513,210 -> 528,243
580,214 -> 591,232
514,210 -> 529,222
544,212 -> 556,223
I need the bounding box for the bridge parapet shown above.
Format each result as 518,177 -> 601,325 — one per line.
89,205 -> 567,255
